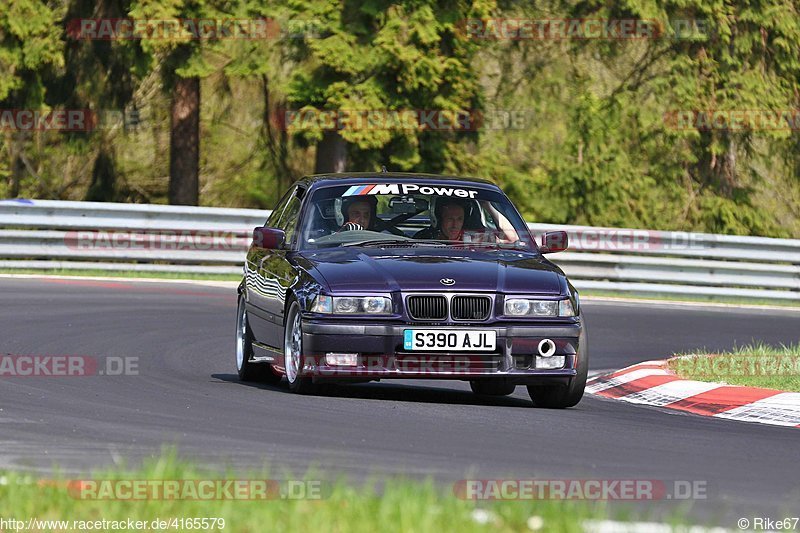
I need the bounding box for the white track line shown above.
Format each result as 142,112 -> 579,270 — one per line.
714,393 -> 800,427
620,380 -> 721,406
586,368 -> 670,394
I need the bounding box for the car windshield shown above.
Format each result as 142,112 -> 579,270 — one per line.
298,182 -> 534,251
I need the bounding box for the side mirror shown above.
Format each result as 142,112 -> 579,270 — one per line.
540,231 -> 568,254
252,226 -> 285,249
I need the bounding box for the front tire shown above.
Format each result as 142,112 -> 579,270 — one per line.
527,318 -> 588,408
284,300 -> 315,394
236,296 -> 281,383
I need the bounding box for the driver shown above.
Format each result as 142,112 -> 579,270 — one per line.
338,196 -> 377,232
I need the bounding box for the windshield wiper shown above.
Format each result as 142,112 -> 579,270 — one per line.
341,239 -> 527,248
465,241 -> 529,249
342,238 -> 415,247
342,238 -> 461,248
413,239 -> 457,246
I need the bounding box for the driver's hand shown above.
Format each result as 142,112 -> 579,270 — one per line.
339,222 -> 363,232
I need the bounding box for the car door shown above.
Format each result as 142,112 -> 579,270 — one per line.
245,186 -> 294,345
249,185 -> 306,349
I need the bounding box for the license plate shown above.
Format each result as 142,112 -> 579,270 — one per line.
403,329 -> 496,351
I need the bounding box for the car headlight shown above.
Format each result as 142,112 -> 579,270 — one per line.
504,298 -> 575,317
505,299 -> 531,316
334,297 -> 359,313
311,295 -> 392,315
363,296 -> 390,314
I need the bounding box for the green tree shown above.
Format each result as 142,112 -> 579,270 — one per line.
285,0 -> 495,173
59,0 -> 150,202
0,0 -> 64,197
560,0 -> 800,234
130,0 -> 227,205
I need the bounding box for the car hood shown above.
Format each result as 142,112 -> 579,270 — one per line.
297,247 -> 564,294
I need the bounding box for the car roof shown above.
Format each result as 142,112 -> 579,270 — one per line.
299,172 -> 500,191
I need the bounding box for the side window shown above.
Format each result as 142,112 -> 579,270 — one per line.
266,187 -> 294,227
276,187 -> 305,245
481,202 -> 498,230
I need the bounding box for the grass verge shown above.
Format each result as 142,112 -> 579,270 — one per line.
0,452 -> 701,533
668,342 -> 800,392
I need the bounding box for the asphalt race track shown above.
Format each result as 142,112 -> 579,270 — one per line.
1,277 -> 798,525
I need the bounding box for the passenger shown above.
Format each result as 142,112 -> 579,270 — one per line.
439,201 -> 468,241
413,199 -> 469,240
414,199 -> 519,243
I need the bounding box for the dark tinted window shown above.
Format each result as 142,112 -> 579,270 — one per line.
267,187 -> 295,227
276,187 -> 304,244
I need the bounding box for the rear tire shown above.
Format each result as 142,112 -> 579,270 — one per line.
236,296 -> 281,383
527,318 -> 588,408
469,381 -> 516,396
284,300 -> 316,394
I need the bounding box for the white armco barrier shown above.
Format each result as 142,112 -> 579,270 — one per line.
1,199 -> 798,301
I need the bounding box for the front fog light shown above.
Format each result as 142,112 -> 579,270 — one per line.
325,353 -> 358,366
536,355 -> 566,369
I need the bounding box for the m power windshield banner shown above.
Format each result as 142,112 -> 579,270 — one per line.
342,184 -> 479,198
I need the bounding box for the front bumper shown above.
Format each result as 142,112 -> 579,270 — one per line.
299,319 -> 582,385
